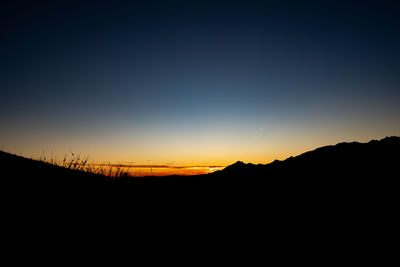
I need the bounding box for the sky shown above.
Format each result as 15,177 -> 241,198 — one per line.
1,0 -> 400,174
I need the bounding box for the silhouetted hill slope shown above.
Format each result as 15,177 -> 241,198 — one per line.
0,151 -> 108,185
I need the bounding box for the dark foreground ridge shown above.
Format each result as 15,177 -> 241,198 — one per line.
0,150 -> 109,185
1,136 -> 399,187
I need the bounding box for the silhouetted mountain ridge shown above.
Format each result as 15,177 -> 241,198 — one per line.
216,136 -> 399,178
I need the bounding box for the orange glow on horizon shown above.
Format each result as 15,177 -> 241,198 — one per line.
91,164 -> 225,177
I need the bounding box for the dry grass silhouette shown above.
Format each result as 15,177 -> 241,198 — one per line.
39,150 -> 133,178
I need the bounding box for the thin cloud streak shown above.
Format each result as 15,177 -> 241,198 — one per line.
90,163 -> 225,169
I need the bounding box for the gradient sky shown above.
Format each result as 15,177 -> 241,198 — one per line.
1,0 -> 400,170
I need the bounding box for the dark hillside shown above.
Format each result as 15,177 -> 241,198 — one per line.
0,151 -> 107,185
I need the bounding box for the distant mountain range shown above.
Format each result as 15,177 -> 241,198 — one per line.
215,136 -> 400,179
1,136 -> 399,187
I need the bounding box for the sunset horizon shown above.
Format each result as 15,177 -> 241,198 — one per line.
2,134 -> 397,176
2,1 -> 399,177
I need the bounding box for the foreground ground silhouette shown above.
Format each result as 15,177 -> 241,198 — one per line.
1,136 -> 399,188
3,137 -> 398,255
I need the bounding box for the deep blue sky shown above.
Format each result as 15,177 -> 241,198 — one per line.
1,0 -> 400,165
